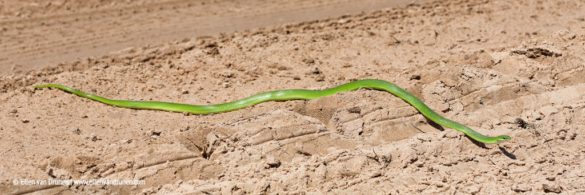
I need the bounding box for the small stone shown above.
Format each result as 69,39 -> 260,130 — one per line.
21,119 -> 29,123
90,134 -> 100,142
151,131 -> 162,137
370,171 -> 382,178
265,156 -> 281,169
303,58 -> 315,65
9,109 -> 17,114
410,74 -> 421,80
347,107 -> 361,114
315,75 -> 325,82
512,183 -> 531,192
311,67 -> 321,74
542,184 -> 562,194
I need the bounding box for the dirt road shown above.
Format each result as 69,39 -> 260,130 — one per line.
0,0 -> 417,75
2,0 -> 585,194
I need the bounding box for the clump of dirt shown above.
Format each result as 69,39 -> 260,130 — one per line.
511,47 -> 562,59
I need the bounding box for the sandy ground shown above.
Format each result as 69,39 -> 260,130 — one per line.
0,0 -> 417,75
1,0 -> 585,194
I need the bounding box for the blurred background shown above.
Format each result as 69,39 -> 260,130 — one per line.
0,0 -> 419,75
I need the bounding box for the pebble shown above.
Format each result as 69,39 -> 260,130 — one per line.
265,156 -> 281,169
347,106 -> 361,114
542,184 -> 562,194
151,131 -> 162,137
410,74 -> 421,80
315,75 -> 325,82
311,67 -> 321,74
88,134 -> 100,142
512,183 -> 531,192
370,171 -> 382,178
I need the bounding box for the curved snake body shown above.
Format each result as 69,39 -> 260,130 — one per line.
34,79 -> 511,144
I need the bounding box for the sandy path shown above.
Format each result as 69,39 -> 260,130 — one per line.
0,0 -> 418,75
2,0 -> 585,194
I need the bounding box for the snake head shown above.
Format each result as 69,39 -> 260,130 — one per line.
495,135 -> 512,143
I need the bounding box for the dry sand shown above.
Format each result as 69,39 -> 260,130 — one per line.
0,0 -> 418,75
1,0 -> 585,194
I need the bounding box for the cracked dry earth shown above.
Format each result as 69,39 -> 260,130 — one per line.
2,0 -> 585,194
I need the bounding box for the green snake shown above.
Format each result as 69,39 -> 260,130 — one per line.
34,79 -> 511,144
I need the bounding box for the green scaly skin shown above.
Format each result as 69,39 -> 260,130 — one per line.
34,79 -> 511,144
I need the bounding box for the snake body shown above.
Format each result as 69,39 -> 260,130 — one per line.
34,79 -> 511,144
